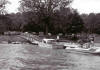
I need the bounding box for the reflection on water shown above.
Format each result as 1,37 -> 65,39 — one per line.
0,44 -> 100,70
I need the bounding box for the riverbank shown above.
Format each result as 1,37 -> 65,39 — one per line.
20,33 -> 100,47
0,35 -> 30,44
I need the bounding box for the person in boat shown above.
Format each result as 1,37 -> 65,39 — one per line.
83,37 -> 94,48
77,39 -> 84,48
89,36 -> 94,47
90,37 -> 94,43
78,39 -> 89,48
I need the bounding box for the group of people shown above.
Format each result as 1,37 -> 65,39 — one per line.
78,36 -> 94,48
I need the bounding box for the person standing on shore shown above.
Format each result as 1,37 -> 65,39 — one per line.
56,35 -> 60,42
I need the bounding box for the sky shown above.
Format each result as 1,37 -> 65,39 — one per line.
72,0 -> 100,14
6,0 -> 100,14
6,0 -> 20,13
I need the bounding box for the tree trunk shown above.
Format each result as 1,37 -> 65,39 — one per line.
45,24 -> 48,35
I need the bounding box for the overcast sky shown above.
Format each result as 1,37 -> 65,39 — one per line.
6,0 -> 100,14
6,0 -> 20,13
72,0 -> 100,14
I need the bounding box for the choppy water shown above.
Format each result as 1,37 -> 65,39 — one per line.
0,44 -> 100,70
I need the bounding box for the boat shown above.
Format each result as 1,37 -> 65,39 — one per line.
38,38 -> 66,49
64,42 -> 100,54
11,41 -> 21,44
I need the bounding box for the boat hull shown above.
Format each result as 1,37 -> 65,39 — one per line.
65,47 -> 100,55
38,42 -> 66,49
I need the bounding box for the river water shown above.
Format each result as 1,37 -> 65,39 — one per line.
0,44 -> 100,70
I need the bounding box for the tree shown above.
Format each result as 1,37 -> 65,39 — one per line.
81,13 -> 97,34
68,11 -> 84,34
19,0 -> 73,34
0,14 -> 12,33
49,7 -> 73,34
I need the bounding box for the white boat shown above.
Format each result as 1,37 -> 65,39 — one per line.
64,43 -> 81,49
11,41 -> 21,44
38,38 -> 66,49
64,42 -> 100,54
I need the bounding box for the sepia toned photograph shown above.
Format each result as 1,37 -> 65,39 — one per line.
0,0 -> 100,70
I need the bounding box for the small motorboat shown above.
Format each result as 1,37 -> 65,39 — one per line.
64,42 -> 100,55
38,38 -> 66,49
